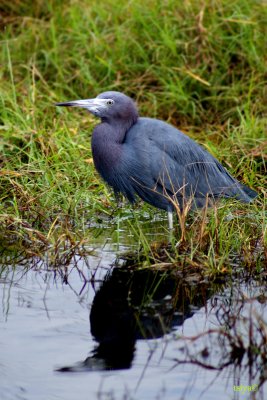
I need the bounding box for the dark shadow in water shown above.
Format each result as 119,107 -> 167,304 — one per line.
57,266 -> 215,371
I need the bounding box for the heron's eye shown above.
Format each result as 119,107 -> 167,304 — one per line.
106,99 -> 114,106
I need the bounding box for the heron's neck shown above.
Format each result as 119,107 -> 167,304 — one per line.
92,122 -> 124,148
91,118 -> 136,180
101,115 -> 137,143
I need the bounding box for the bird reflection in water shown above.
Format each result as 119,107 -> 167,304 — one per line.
57,266 -> 214,372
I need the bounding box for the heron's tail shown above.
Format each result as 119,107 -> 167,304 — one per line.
238,183 -> 258,201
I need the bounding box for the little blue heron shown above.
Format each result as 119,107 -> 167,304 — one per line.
56,91 -> 257,229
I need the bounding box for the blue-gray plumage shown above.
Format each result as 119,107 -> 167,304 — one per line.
56,91 -> 257,228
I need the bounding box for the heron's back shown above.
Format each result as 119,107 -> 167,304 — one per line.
121,118 -> 257,209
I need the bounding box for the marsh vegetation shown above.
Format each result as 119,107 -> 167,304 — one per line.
0,0 -> 266,273
0,3 -> 266,397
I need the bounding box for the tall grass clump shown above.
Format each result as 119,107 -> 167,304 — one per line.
0,0 -> 266,267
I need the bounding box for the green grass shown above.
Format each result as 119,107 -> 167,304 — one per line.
0,0 -> 266,271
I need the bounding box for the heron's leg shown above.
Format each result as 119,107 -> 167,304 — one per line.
167,209 -> 173,230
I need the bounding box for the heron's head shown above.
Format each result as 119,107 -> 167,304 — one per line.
55,91 -> 138,124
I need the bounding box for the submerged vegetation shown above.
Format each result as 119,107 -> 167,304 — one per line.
0,0 -> 266,272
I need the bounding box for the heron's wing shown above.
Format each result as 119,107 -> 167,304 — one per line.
137,118 -> 251,201
124,118 -> 255,205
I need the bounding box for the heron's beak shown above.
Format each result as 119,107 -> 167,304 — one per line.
55,98 -> 108,114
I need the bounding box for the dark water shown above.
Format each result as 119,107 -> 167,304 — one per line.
0,221 -> 266,400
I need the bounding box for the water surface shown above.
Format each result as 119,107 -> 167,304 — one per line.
1,222 -> 266,400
